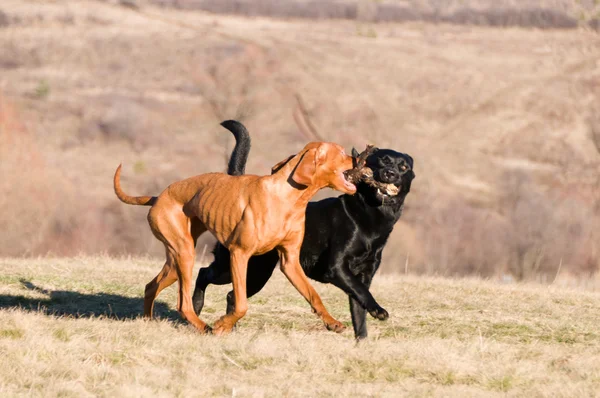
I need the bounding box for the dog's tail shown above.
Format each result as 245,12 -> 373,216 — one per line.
221,120 -> 251,176
113,164 -> 157,206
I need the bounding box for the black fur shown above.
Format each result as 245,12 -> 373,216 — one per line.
193,121 -> 415,339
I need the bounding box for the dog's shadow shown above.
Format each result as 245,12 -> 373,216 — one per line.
0,280 -> 180,322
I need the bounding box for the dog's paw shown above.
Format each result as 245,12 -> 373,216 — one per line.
368,306 -> 389,321
325,319 -> 346,333
187,319 -> 212,334
212,317 -> 235,336
354,334 -> 368,343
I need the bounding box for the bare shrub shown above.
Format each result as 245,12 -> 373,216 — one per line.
189,43 -> 291,166
78,96 -> 163,150
0,40 -> 40,70
499,171 -> 598,280
190,43 -> 281,122
553,200 -> 599,277
0,9 -> 9,28
97,100 -> 147,141
0,95 -> 117,257
412,195 -> 506,277
0,95 -> 64,255
397,168 -> 599,281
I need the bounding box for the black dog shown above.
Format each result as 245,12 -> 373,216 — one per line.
192,121 -> 415,339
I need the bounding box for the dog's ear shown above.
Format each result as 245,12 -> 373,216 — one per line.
402,170 -> 415,194
271,154 -> 295,175
291,148 -> 317,186
291,145 -> 326,186
404,154 -> 414,169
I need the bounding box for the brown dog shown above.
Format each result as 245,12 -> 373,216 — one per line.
113,140 -> 357,335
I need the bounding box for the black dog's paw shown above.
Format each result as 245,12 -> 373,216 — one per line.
355,334 -> 368,342
368,306 -> 389,321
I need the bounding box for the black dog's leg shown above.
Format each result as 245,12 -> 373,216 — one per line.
192,264 -> 233,315
330,267 -> 388,322
349,272 -> 377,339
349,296 -> 368,339
226,252 -> 279,314
193,244 -> 233,315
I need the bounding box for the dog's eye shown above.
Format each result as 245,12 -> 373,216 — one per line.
378,156 -> 393,166
399,164 -> 408,171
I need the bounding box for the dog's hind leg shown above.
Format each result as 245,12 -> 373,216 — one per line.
193,266 -> 219,315
192,244 -> 232,315
174,243 -> 210,333
147,206 -> 210,333
144,207 -> 179,319
144,251 -> 177,318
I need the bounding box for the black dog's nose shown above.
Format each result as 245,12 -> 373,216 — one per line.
382,169 -> 398,180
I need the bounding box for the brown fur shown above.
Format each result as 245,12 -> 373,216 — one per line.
114,142 -> 356,335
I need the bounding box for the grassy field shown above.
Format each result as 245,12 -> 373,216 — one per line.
1,1 -> 599,280
0,257 -> 599,397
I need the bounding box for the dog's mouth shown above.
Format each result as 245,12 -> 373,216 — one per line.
373,181 -> 400,202
340,172 -> 357,193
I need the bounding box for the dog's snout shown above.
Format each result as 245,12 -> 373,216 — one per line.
382,169 -> 398,180
344,155 -> 354,170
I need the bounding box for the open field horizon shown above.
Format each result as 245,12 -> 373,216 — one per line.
1,256 -> 599,396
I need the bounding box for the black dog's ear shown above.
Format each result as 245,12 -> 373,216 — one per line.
404,154 -> 414,169
402,170 -> 415,194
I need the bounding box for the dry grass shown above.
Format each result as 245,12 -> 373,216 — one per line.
0,256 -> 599,397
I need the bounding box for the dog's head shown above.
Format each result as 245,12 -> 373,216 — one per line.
272,142 -> 356,194
352,147 -> 415,205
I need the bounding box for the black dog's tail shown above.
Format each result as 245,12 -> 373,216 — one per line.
221,120 -> 251,176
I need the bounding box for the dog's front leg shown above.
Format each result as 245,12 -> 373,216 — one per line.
225,252 -> 279,315
279,243 -> 345,333
330,266 -> 389,322
212,250 -> 249,335
349,297 -> 368,339
347,270 -> 378,340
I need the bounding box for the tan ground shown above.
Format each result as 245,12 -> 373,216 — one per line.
0,256 -> 599,397
0,3 -> 599,270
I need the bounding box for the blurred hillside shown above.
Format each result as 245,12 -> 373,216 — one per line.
0,0 -> 599,281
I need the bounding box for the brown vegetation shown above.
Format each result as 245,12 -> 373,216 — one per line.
0,0 -> 599,281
